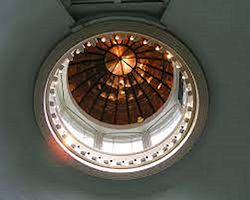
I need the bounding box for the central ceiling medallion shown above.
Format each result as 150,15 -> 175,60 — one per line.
105,45 -> 136,75
34,20 -> 208,180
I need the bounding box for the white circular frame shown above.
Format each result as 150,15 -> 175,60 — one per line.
34,20 -> 208,180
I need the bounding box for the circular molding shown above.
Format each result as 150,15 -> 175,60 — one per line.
34,19 -> 208,180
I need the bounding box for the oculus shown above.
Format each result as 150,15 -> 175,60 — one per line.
34,20 -> 208,179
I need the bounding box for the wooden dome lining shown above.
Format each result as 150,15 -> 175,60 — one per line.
68,34 -> 174,125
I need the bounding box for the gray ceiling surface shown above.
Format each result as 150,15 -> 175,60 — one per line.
0,0 -> 249,199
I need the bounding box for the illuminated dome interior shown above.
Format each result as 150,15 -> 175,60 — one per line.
38,24 -> 205,180
68,34 -> 174,125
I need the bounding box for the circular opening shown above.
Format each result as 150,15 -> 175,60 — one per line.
35,20 -> 208,180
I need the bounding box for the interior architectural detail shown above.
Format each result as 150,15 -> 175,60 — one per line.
68,34 -> 173,125
61,0 -> 169,20
2,0 -> 249,198
34,20 -> 208,179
